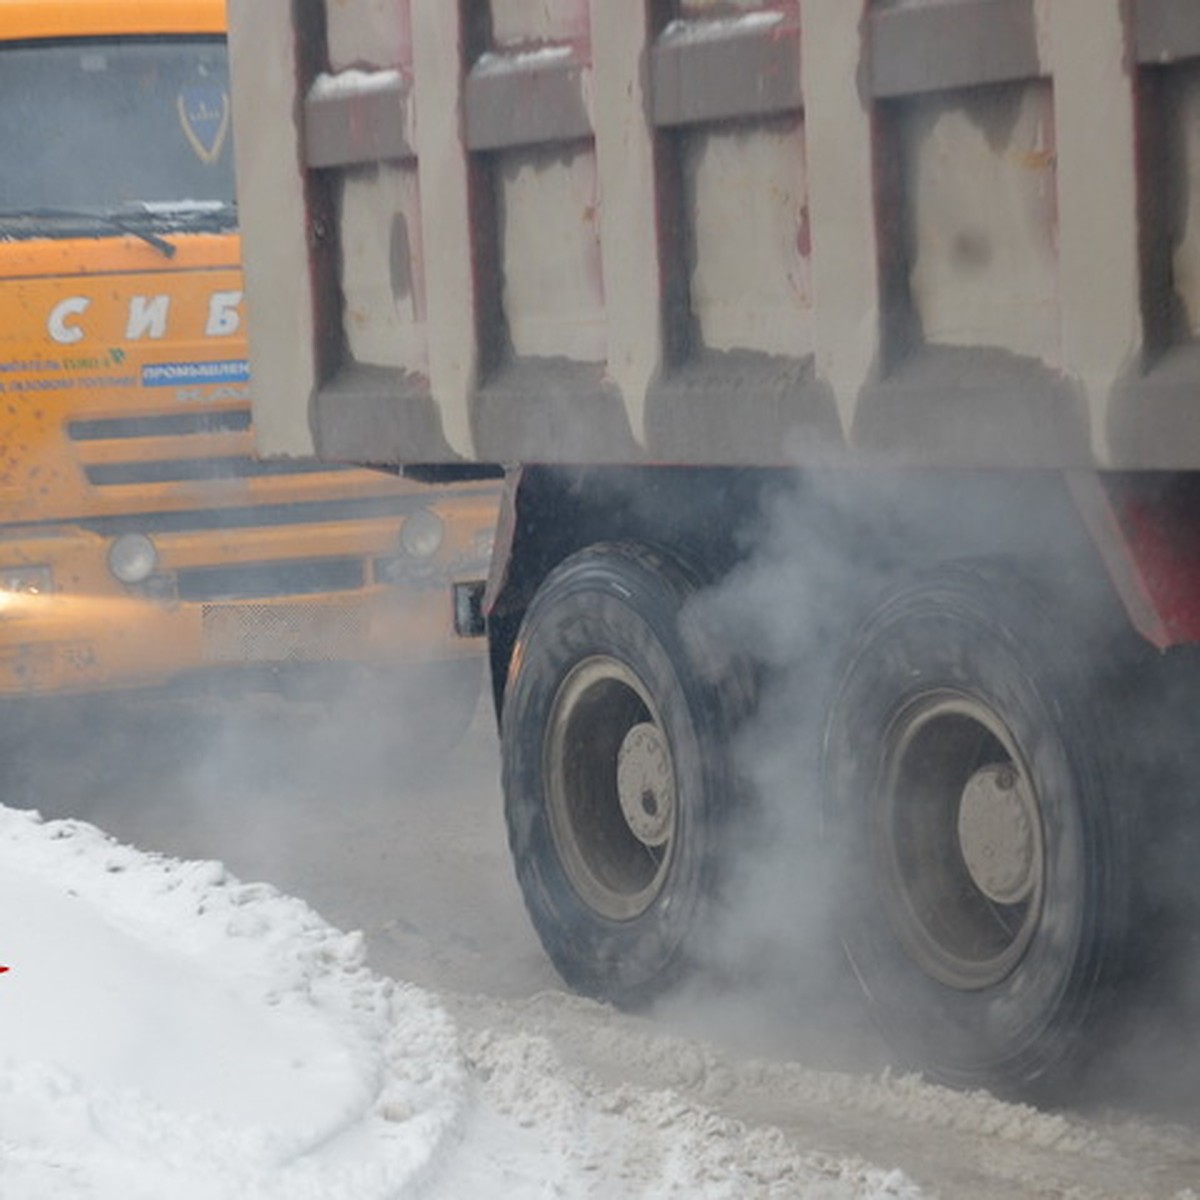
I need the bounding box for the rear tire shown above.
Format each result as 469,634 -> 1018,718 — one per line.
822,561 -> 1134,1099
501,542 -> 749,1007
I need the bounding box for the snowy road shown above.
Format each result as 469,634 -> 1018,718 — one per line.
9,687 -> 1200,1198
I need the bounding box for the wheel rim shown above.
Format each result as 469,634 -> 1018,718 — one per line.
545,655 -> 677,921
875,691 -> 1045,991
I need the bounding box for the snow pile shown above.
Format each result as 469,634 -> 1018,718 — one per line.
440,1027 -> 922,1198
0,805 -> 923,1198
0,806 -> 462,1200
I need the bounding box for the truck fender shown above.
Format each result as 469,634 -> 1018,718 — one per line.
1068,471 -> 1200,650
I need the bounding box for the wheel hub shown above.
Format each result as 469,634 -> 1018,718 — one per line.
617,722 -> 675,847
544,656 -> 677,921
879,693 -> 1046,990
956,763 -> 1038,904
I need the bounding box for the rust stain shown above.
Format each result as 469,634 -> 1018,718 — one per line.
1015,148 -> 1056,170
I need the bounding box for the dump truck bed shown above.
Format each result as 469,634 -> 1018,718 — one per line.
229,0 -> 1200,471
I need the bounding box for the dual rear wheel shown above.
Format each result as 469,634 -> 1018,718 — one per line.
822,563 -> 1133,1097
502,548 -> 1135,1096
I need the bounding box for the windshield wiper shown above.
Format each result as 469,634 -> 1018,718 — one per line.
0,207 -> 177,257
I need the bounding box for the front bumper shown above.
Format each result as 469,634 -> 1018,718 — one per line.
0,498 -> 498,699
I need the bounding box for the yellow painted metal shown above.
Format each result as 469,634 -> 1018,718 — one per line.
0,0 -> 224,41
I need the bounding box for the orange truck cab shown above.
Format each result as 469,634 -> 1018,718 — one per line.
0,0 -> 498,739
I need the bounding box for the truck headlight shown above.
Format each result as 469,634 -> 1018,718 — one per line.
0,565 -> 53,595
108,533 -> 158,584
399,509 -> 444,559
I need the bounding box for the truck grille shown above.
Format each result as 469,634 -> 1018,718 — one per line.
68,411 -> 252,438
84,456 -> 337,486
202,602 -> 369,663
176,558 -> 364,602
67,406 -> 352,487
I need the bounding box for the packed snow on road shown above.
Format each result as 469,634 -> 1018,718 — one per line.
0,803 -> 920,1199
3,775 -> 1199,1199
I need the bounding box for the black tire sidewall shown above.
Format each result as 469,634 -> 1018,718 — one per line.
501,545 -> 735,1006
823,566 -> 1129,1092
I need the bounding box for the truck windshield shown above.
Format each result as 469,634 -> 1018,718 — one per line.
0,37 -> 235,227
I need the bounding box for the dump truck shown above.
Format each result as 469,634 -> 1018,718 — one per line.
0,0 -> 499,754
227,0 -> 1200,1099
